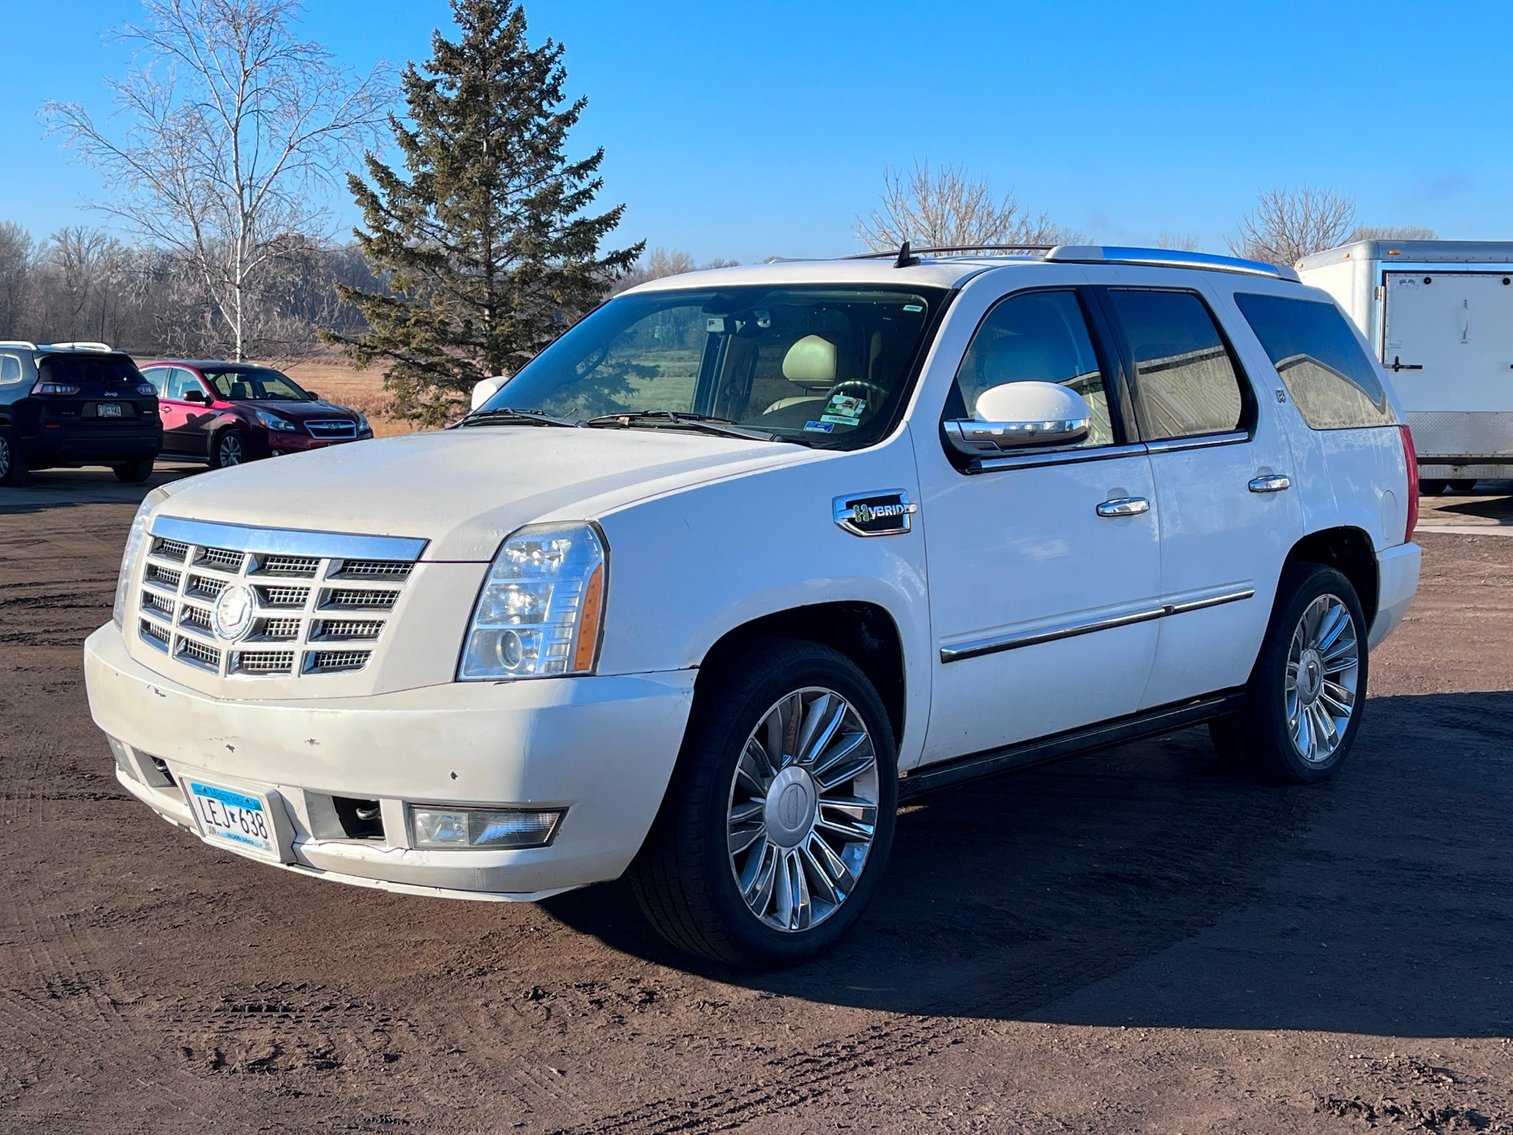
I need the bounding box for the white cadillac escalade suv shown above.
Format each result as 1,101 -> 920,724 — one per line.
85,246 -> 1422,967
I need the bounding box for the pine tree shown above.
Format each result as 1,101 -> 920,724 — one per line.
333,0 -> 642,424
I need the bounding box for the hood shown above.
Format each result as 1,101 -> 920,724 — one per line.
152,426 -> 816,560
238,399 -> 357,421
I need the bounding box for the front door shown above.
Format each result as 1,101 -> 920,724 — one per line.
915,286 -> 1162,766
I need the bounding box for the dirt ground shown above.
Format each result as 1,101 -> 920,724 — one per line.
3,470 -> 1512,1134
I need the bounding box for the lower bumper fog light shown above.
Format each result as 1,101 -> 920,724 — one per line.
409,806 -> 564,849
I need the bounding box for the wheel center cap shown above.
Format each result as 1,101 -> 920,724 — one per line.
764,767 -> 818,849
1298,648 -> 1324,704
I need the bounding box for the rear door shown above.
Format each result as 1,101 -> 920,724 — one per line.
158,367 -> 215,455
1382,271 -> 1513,459
1097,284 -> 1304,710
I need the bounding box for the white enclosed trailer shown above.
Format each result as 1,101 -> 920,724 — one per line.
1296,239 -> 1513,492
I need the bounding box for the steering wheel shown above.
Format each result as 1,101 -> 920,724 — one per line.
824,380 -> 888,405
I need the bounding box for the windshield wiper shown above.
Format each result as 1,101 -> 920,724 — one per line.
583,409 -> 790,443
457,407 -> 581,429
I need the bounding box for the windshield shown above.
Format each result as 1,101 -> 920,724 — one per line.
478,284 -> 946,448
202,367 -> 311,402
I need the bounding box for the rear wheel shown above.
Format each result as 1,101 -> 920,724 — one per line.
210,429 -> 246,469
1210,563 -> 1368,784
631,639 -> 897,968
1418,478 -> 1449,496
0,431 -> 27,486
1448,479 -> 1479,493
113,456 -> 154,483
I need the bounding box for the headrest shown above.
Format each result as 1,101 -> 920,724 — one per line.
782,334 -> 837,388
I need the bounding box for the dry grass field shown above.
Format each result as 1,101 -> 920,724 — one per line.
282,357 -> 415,437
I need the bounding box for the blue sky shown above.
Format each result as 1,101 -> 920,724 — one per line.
2,0 -> 1510,263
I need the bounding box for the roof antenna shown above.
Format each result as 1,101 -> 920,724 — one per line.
893,239 -> 918,268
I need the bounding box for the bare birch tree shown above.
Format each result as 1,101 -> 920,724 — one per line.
43,0 -> 390,359
1230,185 -> 1357,266
856,161 -> 1080,252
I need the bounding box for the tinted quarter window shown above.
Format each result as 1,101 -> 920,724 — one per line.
0,354 -> 21,385
948,290 -> 1118,447
1108,289 -> 1245,440
1234,293 -> 1395,429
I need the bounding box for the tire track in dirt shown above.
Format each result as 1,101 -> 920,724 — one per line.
546,763 -> 1304,1135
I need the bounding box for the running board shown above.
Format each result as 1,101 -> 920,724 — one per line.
897,691 -> 1246,801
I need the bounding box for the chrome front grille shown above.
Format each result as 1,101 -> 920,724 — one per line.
136,518 -> 426,680
306,419 -> 358,439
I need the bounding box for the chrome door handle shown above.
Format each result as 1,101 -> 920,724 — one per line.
1096,496 -> 1150,518
1248,474 -> 1292,493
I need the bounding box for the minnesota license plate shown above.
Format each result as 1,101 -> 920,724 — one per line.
97,402 -> 123,417
186,779 -> 279,859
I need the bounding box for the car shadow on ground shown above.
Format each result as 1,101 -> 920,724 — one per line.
543,690 -> 1513,1038
1431,492 -> 1513,523
0,465 -> 198,516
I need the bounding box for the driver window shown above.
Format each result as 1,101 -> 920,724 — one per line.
948,290 -> 1116,448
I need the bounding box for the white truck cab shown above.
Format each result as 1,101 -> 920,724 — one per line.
85,245 -> 1422,967
1297,239 -> 1513,493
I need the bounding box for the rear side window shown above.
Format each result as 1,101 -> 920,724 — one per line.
1107,289 -> 1246,440
0,354 -> 21,385
1234,293 -> 1395,429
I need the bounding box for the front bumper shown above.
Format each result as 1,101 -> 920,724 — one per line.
84,623 -> 695,900
263,429 -> 374,457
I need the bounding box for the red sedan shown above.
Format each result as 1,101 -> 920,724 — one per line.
140,360 -> 373,468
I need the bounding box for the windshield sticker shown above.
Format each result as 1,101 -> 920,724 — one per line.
903,303 -> 924,312
820,393 -> 866,426
803,420 -> 836,433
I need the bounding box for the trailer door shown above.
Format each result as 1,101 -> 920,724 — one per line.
1382,271 -> 1513,415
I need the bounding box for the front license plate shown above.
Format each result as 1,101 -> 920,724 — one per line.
186,779 -> 279,858
97,402 -> 123,417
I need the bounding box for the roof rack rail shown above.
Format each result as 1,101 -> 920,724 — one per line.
0,340 -> 37,350
846,243 -> 1056,261
43,340 -> 114,351
1045,245 -> 1299,282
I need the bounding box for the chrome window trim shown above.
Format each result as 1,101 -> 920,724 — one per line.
150,516 -> 428,562
1143,430 -> 1250,455
968,441 -> 1148,474
940,588 -> 1255,663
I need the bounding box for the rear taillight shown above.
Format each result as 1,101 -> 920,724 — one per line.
1400,424 -> 1419,541
136,383 -> 156,396
31,381 -> 81,395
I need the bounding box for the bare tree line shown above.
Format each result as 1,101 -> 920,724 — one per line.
0,219 -> 381,359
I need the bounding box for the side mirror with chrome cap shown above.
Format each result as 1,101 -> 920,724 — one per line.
471,373 -> 510,410
943,381 -> 1092,456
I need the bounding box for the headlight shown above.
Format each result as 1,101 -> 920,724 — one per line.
255,409 -> 298,433
113,491 -> 166,628
458,522 -> 607,680
353,411 -> 370,433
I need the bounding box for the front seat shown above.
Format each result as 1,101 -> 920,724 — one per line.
765,334 -> 837,412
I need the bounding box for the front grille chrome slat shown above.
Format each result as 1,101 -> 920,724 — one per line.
135,523 -> 421,681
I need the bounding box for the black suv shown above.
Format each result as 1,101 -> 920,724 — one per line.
0,341 -> 162,486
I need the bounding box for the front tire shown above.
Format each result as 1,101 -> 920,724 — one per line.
113,456 -> 154,483
210,429 -> 247,469
1210,563 -> 1368,784
631,639 -> 897,968
1418,478 -> 1449,496
0,431 -> 27,486
1448,479 -> 1479,493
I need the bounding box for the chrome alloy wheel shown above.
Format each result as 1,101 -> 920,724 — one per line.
1285,594 -> 1360,763
726,687 -> 880,933
218,432 -> 244,466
